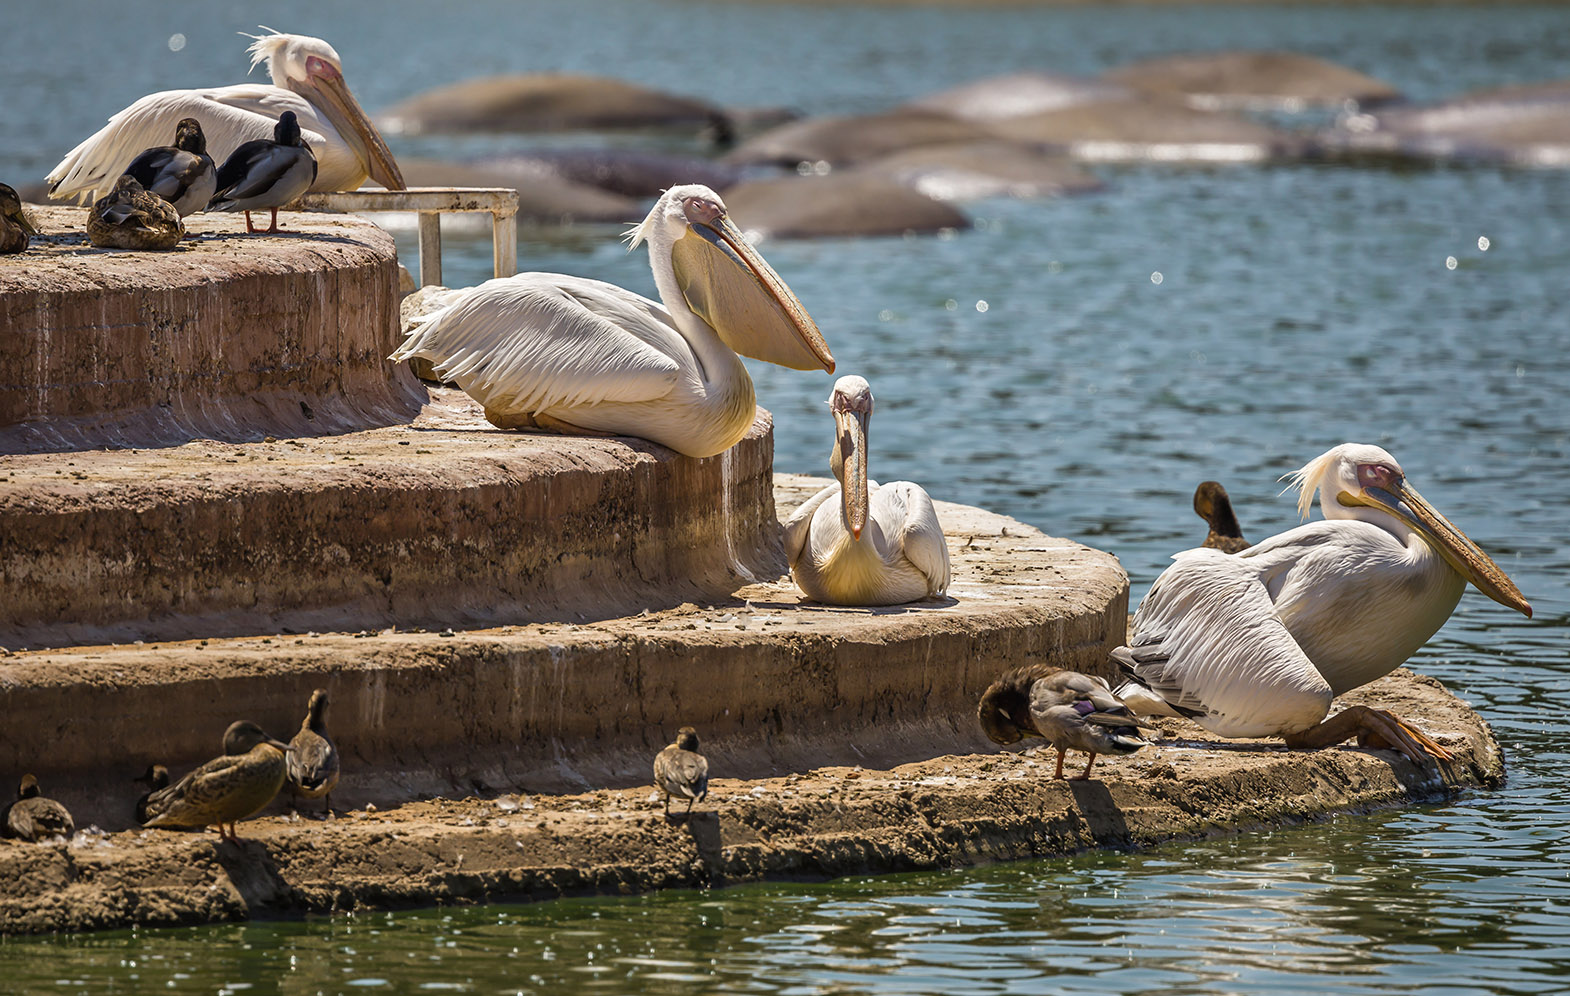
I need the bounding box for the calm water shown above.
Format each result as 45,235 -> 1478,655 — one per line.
3,3 -> 1568,993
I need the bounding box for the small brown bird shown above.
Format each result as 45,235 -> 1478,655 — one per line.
1194,481 -> 1250,553
86,174 -> 184,250
3,775 -> 75,841
1,182 -> 38,253
286,689 -> 340,817
978,663 -> 1152,780
653,727 -> 709,819
133,764 -> 170,825
141,721 -> 291,840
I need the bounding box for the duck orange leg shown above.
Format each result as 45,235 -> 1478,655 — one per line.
1071,752 -> 1100,781
1282,706 -> 1453,763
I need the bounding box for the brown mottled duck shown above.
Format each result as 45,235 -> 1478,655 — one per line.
653,727 -> 709,820
3,775 -> 76,841
1193,480 -> 1250,553
142,721 -> 290,840
86,174 -> 184,250
286,689 -> 340,817
0,182 -> 38,254
978,663 -> 1151,780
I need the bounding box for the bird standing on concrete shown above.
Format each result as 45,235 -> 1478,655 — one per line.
286,688 -> 340,817
1115,443 -> 1531,763
0,183 -> 38,253
123,117 -> 217,218
86,174 -> 185,249
978,664 -> 1151,780
141,720 -> 291,840
3,775 -> 76,841
133,764 -> 170,825
1193,480 -> 1250,553
653,727 -> 709,819
785,375 -> 950,605
208,110 -> 317,233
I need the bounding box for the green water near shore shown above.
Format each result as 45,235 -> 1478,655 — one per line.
4,1 -> 1569,992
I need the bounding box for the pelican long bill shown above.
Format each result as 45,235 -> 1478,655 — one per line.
669,211 -> 834,373
1340,482 -> 1531,617
299,55 -> 406,190
835,405 -> 870,540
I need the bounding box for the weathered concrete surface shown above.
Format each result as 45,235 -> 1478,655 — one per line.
0,390 -> 779,650
0,669 -> 1499,935
0,206 -> 422,453
0,475 -> 1127,833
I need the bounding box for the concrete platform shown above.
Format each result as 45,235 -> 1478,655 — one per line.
0,669 -> 1500,935
0,207 -> 422,453
0,470 -> 1127,834
0,390 -> 779,650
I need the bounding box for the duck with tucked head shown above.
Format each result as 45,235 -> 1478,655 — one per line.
133,764 -> 170,825
141,720 -> 292,841
0,183 -> 38,253
978,664 -> 1151,780
286,689 -> 340,817
785,375 -> 950,605
653,727 -> 709,820
3,775 -> 76,841
123,117 -> 217,219
86,174 -> 184,250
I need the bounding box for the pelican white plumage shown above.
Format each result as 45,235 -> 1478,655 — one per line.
1114,443 -> 1531,762
46,30 -> 403,202
784,375 -> 951,605
391,184 -> 835,458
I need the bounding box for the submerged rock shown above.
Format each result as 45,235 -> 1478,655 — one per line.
721,172 -> 969,239
1105,50 -> 1400,110
988,98 -> 1289,162
725,109 -> 997,168
857,141 -> 1103,201
471,148 -> 750,199
1314,78 -> 1570,166
393,157 -> 640,224
906,71 -> 1132,122
379,73 -> 734,142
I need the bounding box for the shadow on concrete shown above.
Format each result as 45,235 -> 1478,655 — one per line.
213,838 -> 294,914
1066,779 -> 1132,847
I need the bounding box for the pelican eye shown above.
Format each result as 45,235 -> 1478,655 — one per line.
1357,463 -> 1400,491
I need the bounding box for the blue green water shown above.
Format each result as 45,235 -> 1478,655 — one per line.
3,2 -> 1568,993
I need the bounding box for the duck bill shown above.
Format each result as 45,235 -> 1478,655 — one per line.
303,60 -> 406,190
1343,483 -> 1532,617
670,215 -> 835,372
834,407 -> 869,539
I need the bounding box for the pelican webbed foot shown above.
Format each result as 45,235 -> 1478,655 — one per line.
1282,705 -> 1454,764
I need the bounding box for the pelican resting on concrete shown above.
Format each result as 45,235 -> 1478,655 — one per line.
0,183 -> 37,253
653,726 -> 709,819
141,720 -> 291,840
785,375 -> 950,605
978,664 -> 1151,779
123,118 -> 217,218
391,184 -> 835,458
1194,480 -> 1250,553
133,764 -> 170,825
86,175 -> 184,250
46,30 -> 403,202
209,110 -> 318,233
3,775 -> 75,841
286,688 -> 340,816
1115,443 -> 1532,763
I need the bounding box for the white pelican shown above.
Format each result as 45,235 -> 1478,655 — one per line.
47,30 -> 403,201
978,664 -> 1152,780
1114,443 -> 1531,762
391,183 -> 835,458
208,110 -> 318,232
784,375 -> 951,605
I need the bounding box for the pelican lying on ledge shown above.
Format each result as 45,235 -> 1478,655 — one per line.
392,184 -> 835,458
1114,443 -> 1531,762
47,30 -> 403,201
784,375 -> 950,605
